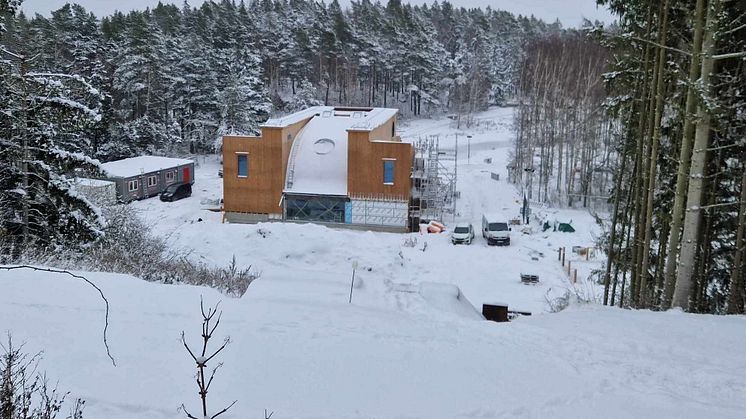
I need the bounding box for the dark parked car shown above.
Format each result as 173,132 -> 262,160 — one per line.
160,182 -> 192,202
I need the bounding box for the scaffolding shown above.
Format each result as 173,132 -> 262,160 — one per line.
349,193 -> 409,227
410,135 -> 458,227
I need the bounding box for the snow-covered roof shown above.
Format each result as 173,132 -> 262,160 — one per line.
283,111 -> 357,196
75,178 -> 115,187
277,107 -> 399,196
262,106 -> 326,128
263,106 -> 398,132
349,108 -> 398,131
101,156 -> 193,178
482,213 -> 509,222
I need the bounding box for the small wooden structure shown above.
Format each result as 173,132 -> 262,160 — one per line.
482,303 -> 509,322
483,303 -> 532,323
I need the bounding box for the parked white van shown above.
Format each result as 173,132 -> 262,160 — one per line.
482,214 -> 511,245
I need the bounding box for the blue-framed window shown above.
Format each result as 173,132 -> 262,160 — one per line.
383,159 -> 395,185
237,153 -> 248,177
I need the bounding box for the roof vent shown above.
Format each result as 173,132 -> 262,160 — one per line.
313,138 -> 335,155
322,110 -> 332,118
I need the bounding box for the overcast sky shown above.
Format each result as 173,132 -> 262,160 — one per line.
21,0 -> 615,27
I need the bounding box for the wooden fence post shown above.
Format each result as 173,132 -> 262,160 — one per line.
567,261 -> 571,275
573,269 -> 577,284
562,247 -> 566,266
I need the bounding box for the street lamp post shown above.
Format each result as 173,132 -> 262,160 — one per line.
467,135 -> 472,164
349,260 -> 359,304
524,167 -> 535,200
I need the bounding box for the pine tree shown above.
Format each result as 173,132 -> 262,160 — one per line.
1,15 -> 105,251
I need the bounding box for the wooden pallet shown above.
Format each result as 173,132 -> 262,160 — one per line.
520,274 -> 539,284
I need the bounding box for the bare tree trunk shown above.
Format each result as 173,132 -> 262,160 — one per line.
673,0 -> 720,310
18,56 -> 30,248
662,0 -> 706,308
639,0 -> 670,307
604,106 -> 634,305
629,5 -> 655,305
726,167 -> 746,314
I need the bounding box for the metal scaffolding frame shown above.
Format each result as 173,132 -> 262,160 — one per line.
349,193 -> 409,227
409,135 -> 458,226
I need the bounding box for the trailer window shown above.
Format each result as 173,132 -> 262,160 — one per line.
128,179 -> 139,192
165,171 -> 176,184
147,175 -> 157,187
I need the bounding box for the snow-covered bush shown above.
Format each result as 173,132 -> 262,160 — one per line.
0,205 -> 258,297
545,281 -> 599,313
86,205 -> 258,296
545,289 -> 572,313
0,334 -> 85,419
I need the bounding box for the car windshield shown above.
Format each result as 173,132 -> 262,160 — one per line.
454,226 -> 470,234
489,222 -> 509,231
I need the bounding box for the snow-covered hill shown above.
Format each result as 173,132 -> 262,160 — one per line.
2,107 -> 745,418
2,268 -> 745,418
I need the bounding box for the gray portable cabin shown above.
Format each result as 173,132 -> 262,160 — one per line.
100,156 -> 195,202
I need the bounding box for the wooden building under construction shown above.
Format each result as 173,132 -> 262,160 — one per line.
222,106 -> 414,231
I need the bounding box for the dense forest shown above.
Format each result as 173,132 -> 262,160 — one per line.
509,0 -> 746,313
1,0 -> 556,158
0,0 -> 557,252
511,31 -> 615,209
599,0 -> 746,314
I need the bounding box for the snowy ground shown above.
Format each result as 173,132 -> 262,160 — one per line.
131,107 -> 602,315
2,107 -> 745,418
3,270 -> 745,418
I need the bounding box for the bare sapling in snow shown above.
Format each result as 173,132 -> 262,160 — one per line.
180,298 -> 236,419
0,333 -> 85,419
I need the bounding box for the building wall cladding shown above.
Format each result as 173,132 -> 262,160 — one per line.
368,118 -> 396,141
223,118 -> 310,215
223,134 -> 281,214
347,130 -> 413,198
350,197 -> 408,227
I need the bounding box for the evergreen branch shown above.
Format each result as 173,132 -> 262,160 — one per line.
720,21 -> 746,35
688,201 -> 743,211
711,50 -> 746,60
0,45 -> 22,59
